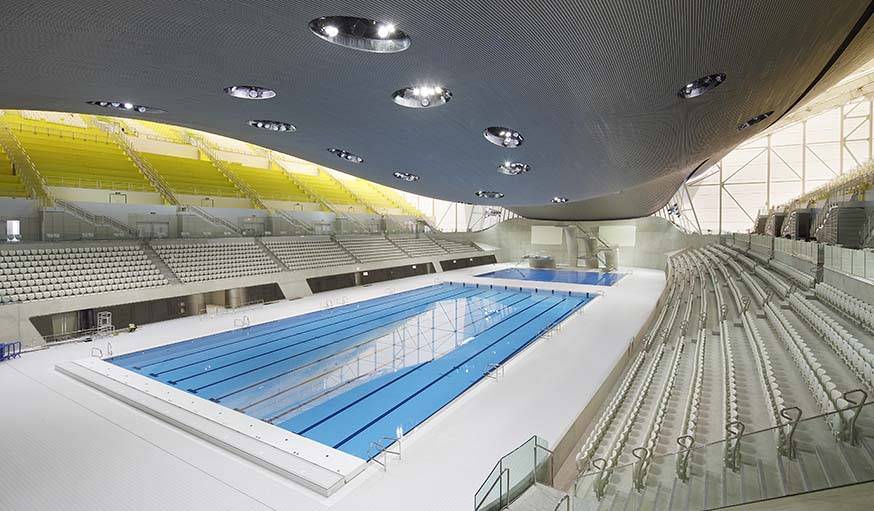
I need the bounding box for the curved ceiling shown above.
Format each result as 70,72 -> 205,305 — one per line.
1,1 -> 873,220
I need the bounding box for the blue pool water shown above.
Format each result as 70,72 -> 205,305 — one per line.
478,268 -> 624,286
109,282 -> 590,459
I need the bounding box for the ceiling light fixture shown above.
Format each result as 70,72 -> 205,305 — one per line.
391,86 -> 452,108
309,16 -> 411,53
247,120 -> 296,132
393,171 -> 420,182
737,111 -> 774,131
475,190 -> 504,199
497,161 -> 530,176
86,101 -> 165,114
327,148 -> 364,163
678,73 -> 726,99
483,127 -> 523,148
224,85 -> 276,100
551,196 -> 569,203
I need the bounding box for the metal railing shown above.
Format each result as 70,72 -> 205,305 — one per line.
474,436 -> 554,511
188,135 -> 268,210
573,400 -> 874,510
0,125 -> 53,206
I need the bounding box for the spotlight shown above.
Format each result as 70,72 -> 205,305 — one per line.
309,16 -> 411,53
247,120 -> 296,132
86,101 -> 165,114
224,85 -> 276,100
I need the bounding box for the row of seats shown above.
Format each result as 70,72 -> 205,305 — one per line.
790,293 -> 874,391
225,162 -> 311,203
576,351 -> 647,472
763,301 -> 851,437
0,144 -> 27,198
769,258 -> 815,289
7,115 -> 153,191
755,265 -> 792,299
0,244 -> 165,303
600,343 -> 666,477
337,236 -> 406,262
262,237 -> 355,270
389,235 -> 447,258
152,242 -> 279,283
816,282 -> 874,334
143,153 -> 241,197
640,337 -> 684,483
432,237 -> 480,253
291,170 -> 360,206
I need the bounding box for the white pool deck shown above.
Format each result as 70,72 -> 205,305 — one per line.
0,264 -> 665,511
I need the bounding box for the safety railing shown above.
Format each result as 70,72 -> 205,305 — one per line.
474,435 -> 554,511
573,400 -> 874,510
0,341 -> 22,362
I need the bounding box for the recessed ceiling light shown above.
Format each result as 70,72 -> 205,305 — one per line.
247,120 -> 296,132
393,171 -> 419,182
475,190 -> 504,199
677,73 -> 726,99
497,161 -> 530,176
391,86 -> 452,108
224,85 -> 276,100
309,16 -> 411,53
483,127 -> 523,148
551,196 -> 568,203
737,111 -> 774,131
327,148 -> 364,163
86,101 -> 165,114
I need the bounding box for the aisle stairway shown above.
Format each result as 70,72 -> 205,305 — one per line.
484,246 -> 874,511
0,144 -> 27,197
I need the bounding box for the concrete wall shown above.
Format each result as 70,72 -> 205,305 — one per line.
49,187 -> 164,205
0,240 -> 488,348
445,216 -> 713,270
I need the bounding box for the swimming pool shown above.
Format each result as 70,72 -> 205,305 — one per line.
477,267 -> 624,286
108,282 -> 590,459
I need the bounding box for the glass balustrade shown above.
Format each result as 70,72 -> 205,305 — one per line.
572,401 -> 874,510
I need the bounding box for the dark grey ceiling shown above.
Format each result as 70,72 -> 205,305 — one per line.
1,1 -> 873,220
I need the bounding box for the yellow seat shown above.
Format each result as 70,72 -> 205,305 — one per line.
226,163 -> 311,202
144,153 -> 241,197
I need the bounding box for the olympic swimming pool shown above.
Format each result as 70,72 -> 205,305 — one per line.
477,267 -> 624,286
108,282 -> 591,459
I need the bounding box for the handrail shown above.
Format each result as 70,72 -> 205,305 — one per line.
779,407 -> 802,459
474,468 -> 510,511
366,435 -> 402,471
89,118 -> 179,205
578,402 -> 874,481
675,435 -> 695,482
188,134 -> 268,210
841,389 -> 868,445
553,494 -> 570,511
0,124 -> 54,206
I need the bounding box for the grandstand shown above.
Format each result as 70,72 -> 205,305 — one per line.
3,3 -> 874,511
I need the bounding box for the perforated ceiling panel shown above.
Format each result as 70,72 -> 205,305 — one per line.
0,1 -> 872,219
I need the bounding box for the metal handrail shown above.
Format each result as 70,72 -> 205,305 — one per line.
779,407 -> 802,459
553,494 -> 571,511
475,467 -> 510,511
841,389 -> 869,445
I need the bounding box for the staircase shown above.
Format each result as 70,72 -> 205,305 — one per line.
254,237 -> 289,271
89,118 -> 179,205
273,209 -> 315,235
187,134 -> 268,210
319,170 -> 376,214
54,199 -> 136,238
141,241 -> 180,285
181,205 -> 242,236
274,160 -> 372,233
0,124 -> 53,205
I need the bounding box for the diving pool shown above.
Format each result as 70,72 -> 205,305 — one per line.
477,267 -> 624,286
108,282 -> 590,459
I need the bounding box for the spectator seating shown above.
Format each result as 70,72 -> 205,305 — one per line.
0,145 -> 27,198
336,235 -> 406,263
0,245 -> 166,303
262,236 -> 356,271
388,235 -> 447,258
143,153 -> 241,197
152,240 -> 278,283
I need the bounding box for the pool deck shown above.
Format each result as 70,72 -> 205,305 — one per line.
0,263 -> 664,511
